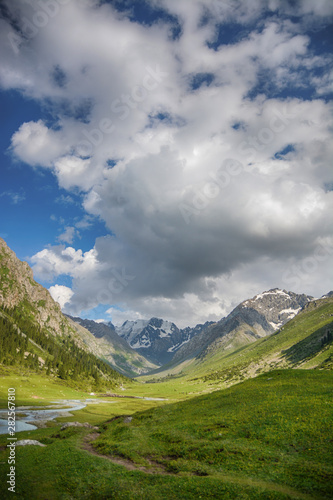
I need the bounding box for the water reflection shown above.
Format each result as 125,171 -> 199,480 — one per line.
0,399 -> 88,435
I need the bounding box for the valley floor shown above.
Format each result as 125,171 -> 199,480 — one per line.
0,369 -> 332,499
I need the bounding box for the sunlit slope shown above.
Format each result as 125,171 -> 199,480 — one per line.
95,369 -> 333,499
142,296 -> 333,386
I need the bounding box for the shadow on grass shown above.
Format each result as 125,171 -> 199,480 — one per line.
282,321 -> 333,365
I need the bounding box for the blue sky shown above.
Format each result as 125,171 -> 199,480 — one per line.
0,89 -> 107,254
0,0 -> 332,327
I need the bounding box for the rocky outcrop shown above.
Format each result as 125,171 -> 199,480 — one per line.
15,440 -> 46,447
0,238 -> 75,339
116,317 -> 212,365
172,289 -> 313,364
67,316 -> 158,376
60,422 -> 98,430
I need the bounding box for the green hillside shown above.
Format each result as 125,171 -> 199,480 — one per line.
1,236 -> 332,499
142,297 -> 333,389
1,369 -> 332,499
0,297 -> 332,498
0,304 -> 127,393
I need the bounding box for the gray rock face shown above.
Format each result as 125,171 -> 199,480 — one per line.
0,238 -> 73,339
71,317 -> 118,340
239,289 -> 312,329
60,422 -> 99,430
67,316 -> 158,376
172,289 -> 313,364
116,318 -> 213,365
16,440 -> 46,447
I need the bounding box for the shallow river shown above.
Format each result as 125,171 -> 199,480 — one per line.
0,399 -> 90,435
0,396 -> 166,435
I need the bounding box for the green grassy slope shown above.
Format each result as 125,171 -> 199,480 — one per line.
142,297 -> 333,389
67,316 -> 158,378
94,369 -> 333,499
1,369 -> 331,499
0,305 -> 128,394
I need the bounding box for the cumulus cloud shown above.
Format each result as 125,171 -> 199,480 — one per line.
2,0 -> 332,325
106,307 -> 145,327
31,245 -> 98,282
10,120 -> 68,167
49,284 -> 74,309
57,226 -> 77,245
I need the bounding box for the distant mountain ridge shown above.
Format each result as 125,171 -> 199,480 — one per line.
0,237 -> 126,388
114,318 -> 213,365
162,288 -> 314,369
67,316 -> 158,376
86,288 -> 315,368
2,236 -> 330,381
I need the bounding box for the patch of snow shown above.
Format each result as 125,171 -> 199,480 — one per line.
116,319 -> 149,342
167,337 -> 191,352
279,307 -> 301,315
269,321 -> 282,330
159,331 -> 169,338
254,290 -> 289,300
158,320 -> 175,337
131,338 -> 151,349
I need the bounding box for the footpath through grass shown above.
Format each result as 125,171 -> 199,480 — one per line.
1,369 -> 331,499
0,424 -> 304,500
94,369 -> 333,499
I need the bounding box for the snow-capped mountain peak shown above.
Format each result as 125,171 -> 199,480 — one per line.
240,288 -> 312,329
115,317 -> 211,365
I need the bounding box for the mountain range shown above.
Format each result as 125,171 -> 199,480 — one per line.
0,237 -> 332,382
66,316 -> 158,376
113,318 -> 213,365
70,288 -> 314,369
169,288 -> 313,367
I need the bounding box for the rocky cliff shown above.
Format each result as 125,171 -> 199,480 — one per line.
0,238 -> 74,338
116,317 -> 213,365
172,289 -> 313,364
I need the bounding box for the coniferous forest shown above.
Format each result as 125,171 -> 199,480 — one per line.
0,305 -> 126,390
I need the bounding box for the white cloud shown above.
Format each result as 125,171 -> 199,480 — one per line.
57,226 -> 77,245
55,194 -> 75,205
2,0 -> 332,326
31,245 -> 98,282
49,284 -> 74,309
54,156 -> 102,191
0,190 -> 25,204
10,120 -> 68,167
106,307 -> 145,327
75,215 -> 94,229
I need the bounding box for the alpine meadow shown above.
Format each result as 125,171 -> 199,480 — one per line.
0,1 -> 332,499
